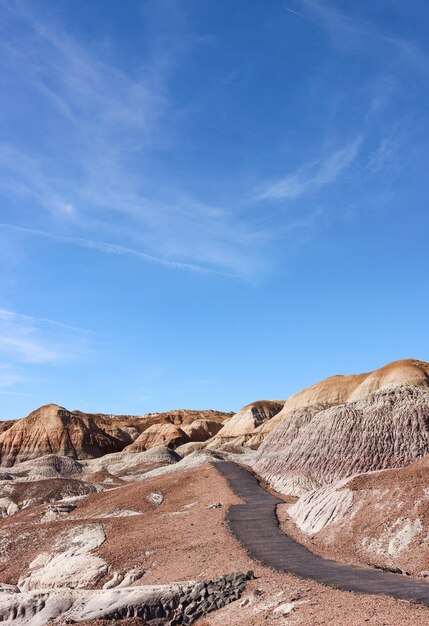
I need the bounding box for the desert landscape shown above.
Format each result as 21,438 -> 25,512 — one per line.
2,0 -> 428,623
1,359 -> 429,624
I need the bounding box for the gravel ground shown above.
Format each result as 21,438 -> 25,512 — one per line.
4,461 -> 429,625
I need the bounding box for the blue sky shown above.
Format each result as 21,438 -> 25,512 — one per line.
1,0 -> 429,419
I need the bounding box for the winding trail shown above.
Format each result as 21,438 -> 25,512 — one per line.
216,460 -> 429,606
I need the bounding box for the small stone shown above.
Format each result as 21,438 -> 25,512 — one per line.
246,570 -> 255,580
193,608 -> 204,621
273,602 -> 296,617
207,501 -> 222,509
147,492 -> 164,506
185,601 -> 197,615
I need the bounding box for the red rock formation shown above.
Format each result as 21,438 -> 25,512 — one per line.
0,405 -> 141,467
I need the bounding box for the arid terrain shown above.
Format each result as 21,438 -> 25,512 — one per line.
2,359 -> 429,625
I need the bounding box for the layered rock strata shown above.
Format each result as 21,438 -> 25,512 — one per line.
247,359 -> 429,447
0,406 -> 232,467
254,384 -> 429,495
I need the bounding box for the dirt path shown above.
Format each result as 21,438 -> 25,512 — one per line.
215,460 -> 429,607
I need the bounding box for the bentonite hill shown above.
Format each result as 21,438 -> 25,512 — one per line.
2,359 -> 429,624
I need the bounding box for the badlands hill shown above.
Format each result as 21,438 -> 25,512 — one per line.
254,384 -> 429,494
246,358 -> 429,447
206,401 -> 285,449
126,415 -> 226,452
1,358 -> 429,624
0,404 -> 139,467
0,405 -> 232,467
253,360 -> 429,494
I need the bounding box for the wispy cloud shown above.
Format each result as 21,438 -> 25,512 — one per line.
0,306 -> 89,410
298,0 -> 429,78
0,223 -> 239,278
285,6 -> 308,20
366,136 -> 396,174
0,0 -> 267,278
257,137 -> 362,201
299,0 -> 368,38
0,307 -> 88,365
0,334 -> 56,365
0,364 -> 24,389
0,308 -> 85,334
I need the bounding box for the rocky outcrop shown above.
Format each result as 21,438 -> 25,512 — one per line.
247,359 -> 429,447
207,401 -> 285,449
167,571 -> 253,625
0,572 -> 252,625
254,384 -> 429,495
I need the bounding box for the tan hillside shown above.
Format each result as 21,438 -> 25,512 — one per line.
126,417 -> 227,453
180,418 -> 223,441
0,421 -> 15,435
125,423 -> 191,452
247,359 -> 429,447
207,401 -> 285,449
